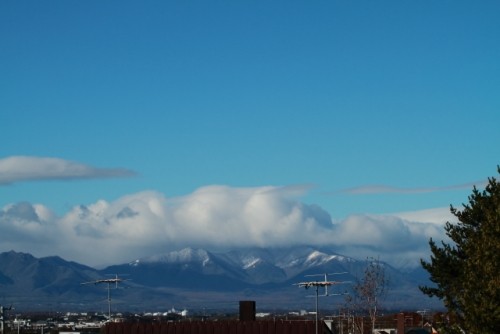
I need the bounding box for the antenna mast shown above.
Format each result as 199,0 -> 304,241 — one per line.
81,274 -> 128,321
295,272 -> 348,334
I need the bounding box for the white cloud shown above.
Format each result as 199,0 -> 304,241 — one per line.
0,156 -> 136,185
390,207 -> 456,225
331,213 -> 451,268
0,185 -> 451,268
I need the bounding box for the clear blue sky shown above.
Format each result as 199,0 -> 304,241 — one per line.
0,1 -> 499,266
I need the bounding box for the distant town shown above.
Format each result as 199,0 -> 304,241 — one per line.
1,303 -> 442,334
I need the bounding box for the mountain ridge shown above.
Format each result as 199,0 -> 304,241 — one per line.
0,247 -> 441,311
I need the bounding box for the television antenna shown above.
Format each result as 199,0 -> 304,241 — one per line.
295,272 -> 349,334
81,274 -> 129,320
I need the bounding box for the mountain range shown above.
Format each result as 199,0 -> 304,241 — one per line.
0,247 -> 441,312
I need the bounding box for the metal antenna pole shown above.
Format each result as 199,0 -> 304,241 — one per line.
107,283 -> 111,320
315,286 -> 319,334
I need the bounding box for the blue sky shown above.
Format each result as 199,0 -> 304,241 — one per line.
1,1 -> 499,267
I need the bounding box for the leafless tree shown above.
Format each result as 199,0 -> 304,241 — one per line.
345,257 -> 389,333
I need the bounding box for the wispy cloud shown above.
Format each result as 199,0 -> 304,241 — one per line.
0,156 -> 136,185
0,185 -> 450,268
341,181 -> 487,195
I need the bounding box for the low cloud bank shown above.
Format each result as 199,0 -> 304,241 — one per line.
342,181 -> 486,195
0,185 -> 453,268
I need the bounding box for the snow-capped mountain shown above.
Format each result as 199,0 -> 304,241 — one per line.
0,247 -> 440,311
103,246 -> 361,288
131,248 -> 213,266
217,246 -> 353,283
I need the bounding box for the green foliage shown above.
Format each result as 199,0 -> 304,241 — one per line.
420,167 -> 500,334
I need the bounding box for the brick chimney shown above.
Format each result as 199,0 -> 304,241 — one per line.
397,313 -> 405,334
239,300 -> 256,321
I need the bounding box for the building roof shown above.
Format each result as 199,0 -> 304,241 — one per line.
105,320 -> 331,334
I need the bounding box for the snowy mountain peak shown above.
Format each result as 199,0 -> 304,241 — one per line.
305,250 -> 337,265
125,246 -> 357,285
242,257 -> 262,269
133,248 -> 212,266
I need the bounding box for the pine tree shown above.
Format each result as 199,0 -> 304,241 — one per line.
420,167 -> 500,334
